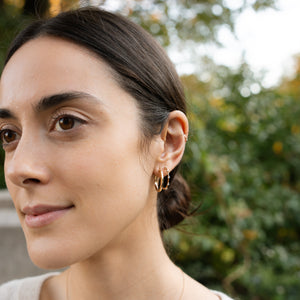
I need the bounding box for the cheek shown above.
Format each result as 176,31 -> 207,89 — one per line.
76,140 -> 150,210
60,127 -> 151,198
55,133 -> 151,231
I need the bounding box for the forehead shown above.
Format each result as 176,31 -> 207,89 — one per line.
0,36 -> 116,107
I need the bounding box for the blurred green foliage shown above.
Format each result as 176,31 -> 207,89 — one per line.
170,61 -> 300,299
0,0 -> 299,299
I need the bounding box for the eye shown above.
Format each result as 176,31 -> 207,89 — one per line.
53,115 -> 85,132
55,116 -> 75,131
0,129 -> 19,145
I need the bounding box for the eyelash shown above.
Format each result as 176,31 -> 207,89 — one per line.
50,112 -> 87,132
0,113 -> 87,149
0,128 -> 20,148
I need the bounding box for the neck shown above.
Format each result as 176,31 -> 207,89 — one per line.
65,203 -> 183,300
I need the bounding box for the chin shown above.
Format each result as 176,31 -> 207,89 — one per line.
28,248 -> 72,270
26,237 -> 76,270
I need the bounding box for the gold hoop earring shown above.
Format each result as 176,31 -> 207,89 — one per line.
154,167 -> 170,192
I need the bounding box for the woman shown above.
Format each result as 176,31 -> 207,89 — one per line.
0,7 -> 233,300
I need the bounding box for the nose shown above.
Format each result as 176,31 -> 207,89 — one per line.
5,134 -> 51,188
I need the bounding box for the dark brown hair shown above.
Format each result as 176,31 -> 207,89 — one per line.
4,7 -> 191,231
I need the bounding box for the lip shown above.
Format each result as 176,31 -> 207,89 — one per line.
22,205 -> 74,228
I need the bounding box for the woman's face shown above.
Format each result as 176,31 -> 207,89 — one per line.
0,37 -> 159,268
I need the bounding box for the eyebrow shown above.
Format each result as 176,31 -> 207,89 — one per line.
0,91 -> 102,120
35,91 -> 101,113
0,109 -> 15,119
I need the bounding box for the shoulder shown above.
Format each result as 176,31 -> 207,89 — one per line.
0,272 -> 59,300
183,273 -> 234,300
211,289 -> 235,300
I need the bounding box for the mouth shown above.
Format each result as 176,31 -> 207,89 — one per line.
22,204 -> 74,228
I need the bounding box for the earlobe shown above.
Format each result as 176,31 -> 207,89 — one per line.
155,110 -> 189,173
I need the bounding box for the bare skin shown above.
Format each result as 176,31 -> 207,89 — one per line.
0,37 -> 219,300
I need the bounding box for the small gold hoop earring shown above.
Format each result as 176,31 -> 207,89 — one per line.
154,167 -> 170,192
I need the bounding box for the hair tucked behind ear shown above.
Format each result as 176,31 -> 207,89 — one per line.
4,7 -> 191,231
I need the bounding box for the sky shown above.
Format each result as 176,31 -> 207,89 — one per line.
214,0 -> 300,87
101,0 -> 300,88
167,0 -> 300,88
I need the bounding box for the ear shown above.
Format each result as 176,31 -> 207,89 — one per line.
155,110 -> 189,174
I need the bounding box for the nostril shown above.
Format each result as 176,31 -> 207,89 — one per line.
23,178 -> 41,184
